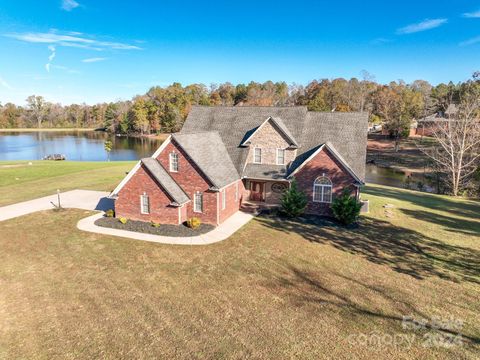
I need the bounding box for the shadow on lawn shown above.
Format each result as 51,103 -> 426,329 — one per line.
363,186 -> 480,219
401,208 -> 480,236
256,215 -> 480,284
273,264 -> 480,345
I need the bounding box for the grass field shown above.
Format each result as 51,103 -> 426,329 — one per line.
0,161 -> 135,206
0,162 -> 479,359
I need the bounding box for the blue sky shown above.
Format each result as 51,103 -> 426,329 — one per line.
0,0 -> 480,105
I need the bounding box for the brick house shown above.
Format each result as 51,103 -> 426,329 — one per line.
110,106 -> 367,226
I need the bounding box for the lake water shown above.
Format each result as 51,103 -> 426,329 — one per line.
0,131 -> 161,161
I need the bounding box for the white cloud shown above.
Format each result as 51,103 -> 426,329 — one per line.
459,36 -> 480,46
396,18 -> 448,34
82,57 -> 107,63
4,31 -> 142,51
463,10 -> 480,18
61,0 -> 80,11
0,75 -> 13,89
45,45 -> 56,72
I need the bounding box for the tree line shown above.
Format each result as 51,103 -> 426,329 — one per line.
0,76 -> 468,135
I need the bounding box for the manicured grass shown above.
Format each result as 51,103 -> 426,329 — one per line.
0,164 -> 478,358
0,161 -> 135,206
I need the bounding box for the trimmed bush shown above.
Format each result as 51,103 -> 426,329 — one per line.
331,190 -> 362,225
119,217 -> 128,224
186,217 -> 201,229
151,221 -> 161,228
281,179 -> 308,218
105,209 -> 115,218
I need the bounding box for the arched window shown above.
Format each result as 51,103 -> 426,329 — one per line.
313,176 -> 332,203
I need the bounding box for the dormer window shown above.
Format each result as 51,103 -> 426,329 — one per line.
276,149 -> 285,165
169,152 -> 178,172
253,148 -> 262,164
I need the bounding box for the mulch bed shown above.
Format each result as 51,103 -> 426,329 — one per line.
95,217 -> 215,237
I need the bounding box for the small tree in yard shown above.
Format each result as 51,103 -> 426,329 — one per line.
281,179 -> 308,217
104,139 -> 113,161
331,190 -> 362,225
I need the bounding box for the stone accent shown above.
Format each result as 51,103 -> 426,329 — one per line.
245,120 -> 296,166
294,147 -> 357,215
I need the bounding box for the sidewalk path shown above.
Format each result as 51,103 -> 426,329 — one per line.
77,211 -> 253,245
0,190 -> 254,245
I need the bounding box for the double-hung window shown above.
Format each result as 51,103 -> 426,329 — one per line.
169,152 -> 179,172
194,191 -> 203,213
140,193 -> 150,214
313,177 -> 333,203
276,149 -> 285,165
253,148 -> 262,164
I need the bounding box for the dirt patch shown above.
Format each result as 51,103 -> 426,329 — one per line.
95,216 -> 214,237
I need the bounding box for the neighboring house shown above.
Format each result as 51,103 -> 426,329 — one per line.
416,104 -> 458,137
110,106 -> 368,226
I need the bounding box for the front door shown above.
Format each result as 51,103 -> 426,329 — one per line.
250,181 -> 264,202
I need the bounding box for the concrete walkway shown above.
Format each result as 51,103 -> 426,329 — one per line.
0,190 -> 112,222
0,190 -> 254,245
77,211 -> 253,245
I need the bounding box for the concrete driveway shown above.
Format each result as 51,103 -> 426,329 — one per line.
0,190 -> 112,222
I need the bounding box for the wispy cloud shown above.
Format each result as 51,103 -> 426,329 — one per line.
61,0 -> 80,11
4,30 -> 142,51
371,37 -> 392,45
463,10 -> 480,18
459,36 -> 480,46
0,75 -> 13,89
396,18 -> 448,34
45,45 -> 56,72
82,57 -> 107,63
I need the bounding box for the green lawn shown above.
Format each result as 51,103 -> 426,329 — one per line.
0,162 -> 479,359
0,161 -> 135,206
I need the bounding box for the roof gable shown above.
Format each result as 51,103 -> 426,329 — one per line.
172,131 -> 239,189
141,158 -> 190,206
240,116 -> 299,148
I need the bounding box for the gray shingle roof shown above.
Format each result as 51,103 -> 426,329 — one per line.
172,132 -> 239,189
181,106 -> 368,181
243,163 -> 288,180
141,158 -> 190,206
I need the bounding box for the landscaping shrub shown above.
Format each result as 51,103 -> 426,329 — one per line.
281,179 -> 307,217
186,217 -> 201,229
105,209 -> 115,218
331,190 -> 362,225
119,217 -> 128,224
151,221 -> 161,228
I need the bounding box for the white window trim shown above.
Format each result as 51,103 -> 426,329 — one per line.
235,182 -> 239,202
193,191 -> 203,213
276,148 -> 285,165
221,189 -> 226,210
312,177 -> 333,203
169,152 -> 178,172
253,147 -> 262,164
140,193 -> 150,214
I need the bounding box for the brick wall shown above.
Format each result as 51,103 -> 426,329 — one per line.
294,147 -> 356,215
155,140 -> 219,225
115,164 -> 180,224
245,120 -> 296,166
218,180 -> 243,223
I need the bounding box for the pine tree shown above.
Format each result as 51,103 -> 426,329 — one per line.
281,179 -> 308,217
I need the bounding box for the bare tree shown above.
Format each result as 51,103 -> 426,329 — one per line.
26,95 -> 46,128
417,87 -> 480,196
